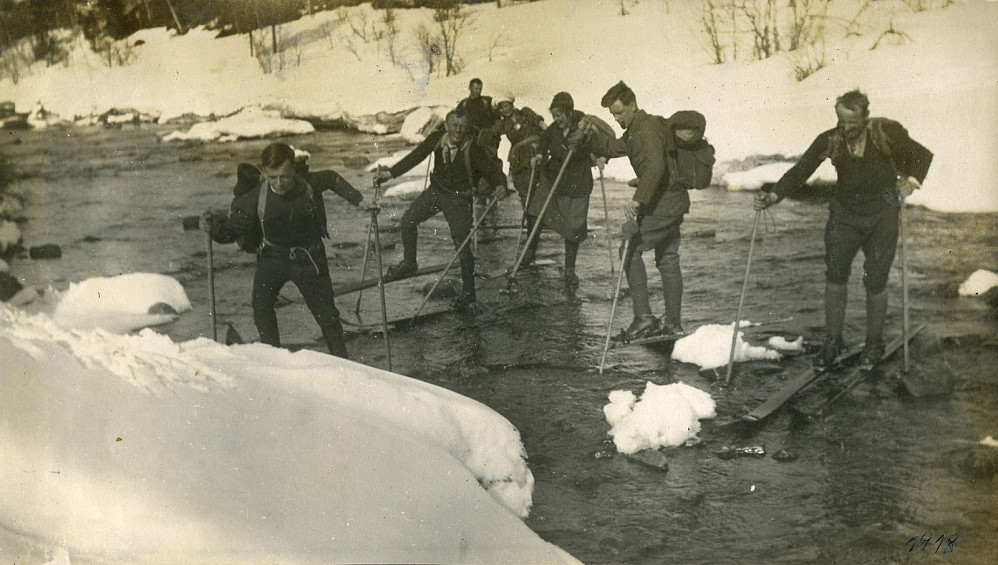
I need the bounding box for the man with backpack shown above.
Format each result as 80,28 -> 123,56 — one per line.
202,143 -> 371,358
754,89 -> 932,369
589,81 -> 715,340
376,110 -> 508,311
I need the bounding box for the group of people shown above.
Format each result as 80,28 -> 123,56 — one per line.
204,78 -> 932,372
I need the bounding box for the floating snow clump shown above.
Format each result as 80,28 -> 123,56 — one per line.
603,381 -> 715,454
958,269 -> 998,296
672,323 -> 780,370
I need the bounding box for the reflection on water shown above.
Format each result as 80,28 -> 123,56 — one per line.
4,125 -> 996,564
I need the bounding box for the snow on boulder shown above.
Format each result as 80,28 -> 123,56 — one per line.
721,160 -> 837,191
0,307 -> 580,564
398,105 -> 449,143
53,273 -> 192,333
672,323 -> 780,370
958,269 -> 998,297
161,106 -> 314,142
603,381 -> 716,454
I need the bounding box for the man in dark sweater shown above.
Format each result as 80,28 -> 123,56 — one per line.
755,90 -> 932,368
204,143 -> 369,358
376,110 -> 508,310
457,78 -> 497,150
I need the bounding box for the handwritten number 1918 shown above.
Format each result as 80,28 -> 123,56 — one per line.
906,533 -> 957,554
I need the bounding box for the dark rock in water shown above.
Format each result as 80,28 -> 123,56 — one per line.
147,302 -> 178,315
574,475 -> 602,492
715,445 -> 766,460
772,449 -> 799,463
422,277 -> 462,299
343,156 -> 371,168
81,235 -> 102,243
625,449 -> 669,471
332,241 -> 360,249
591,449 -> 615,460
182,216 -> 201,231
29,244 -> 61,259
960,445 -> 998,479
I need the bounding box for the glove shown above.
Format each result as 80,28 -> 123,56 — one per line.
627,178 -> 640,187
530,155 -> 543,168
754,191 -> 782,211
566,126 -> 587,149
624,200 -> 640,221
622,219 -> 640,238
595,157 -> 607,171
374,166 -> 393,185
199,210 -> 224,235
896,175 -> 921,201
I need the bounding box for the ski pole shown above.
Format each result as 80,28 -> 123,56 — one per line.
354,217 -> 374,316
412,192 -> 504,322
724,209 -> 762,385
511,160 -> 538,263
598,165 -> 616,275
356,165 -> 388,315
599,237 -> 631,375
507,148 -> 575,286
206,216 -> 217,342
900,203 -> 910,373
370,178 -> 392,371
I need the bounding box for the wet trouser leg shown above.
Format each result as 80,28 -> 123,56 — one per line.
524,215 -> 541,259
292,253 -> 348,359
654,223 -> 683,330
824,204 -> 899,345
622,243 -> 653,318
824,282 -> 848,345
564,240 -> 579,273
252,255 -> 293,347
439,190 -> 476,297
399,186 -> 444,266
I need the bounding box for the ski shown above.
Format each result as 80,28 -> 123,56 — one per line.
332,263 -> 449,296
741,347 -> 862,422
610,331 -> 688,350
792,325 -> 925,418
481,258 -> 557,281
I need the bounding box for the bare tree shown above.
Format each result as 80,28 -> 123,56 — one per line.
415,24 -> 440,77
487,29 -> 507,62
700,0 -> 727,64
433,3 -> 474,77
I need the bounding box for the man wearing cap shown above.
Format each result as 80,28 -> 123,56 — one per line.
755,89 -> 932,369
589,81 -> 689,340
526,91 -> 606,288
492,95 -> 546,261
457,78 -> 498,151
376,110 -> 508,311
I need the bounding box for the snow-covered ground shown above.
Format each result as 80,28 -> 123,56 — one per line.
0,282 -> 579,563
1,0 -> 995,212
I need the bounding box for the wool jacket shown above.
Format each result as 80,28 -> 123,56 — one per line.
770,117 -> 933,215
389,128 -> 507,195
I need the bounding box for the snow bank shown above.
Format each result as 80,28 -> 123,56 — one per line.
603,381 -> 716,454
0,305 -> 579,564
52,273 -> 191,333
672,323 -> 781,370
162,106 -> 314,142
721,161 -> 838,191
958,269 -> 998,297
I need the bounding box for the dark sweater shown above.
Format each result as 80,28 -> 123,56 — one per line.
389,129 -> 507,194
771,118 -> 933,215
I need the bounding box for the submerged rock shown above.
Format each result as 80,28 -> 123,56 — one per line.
625,449 -> 669,471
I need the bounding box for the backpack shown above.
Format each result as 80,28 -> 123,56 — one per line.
663,110 -> 716,190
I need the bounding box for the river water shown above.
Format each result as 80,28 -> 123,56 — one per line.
4,124 -> 996,564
